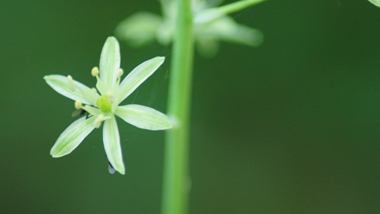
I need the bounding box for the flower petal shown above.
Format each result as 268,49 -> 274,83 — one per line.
157,20 -> 175,45
115,12 -> 163,47
119,57 -> 165,103
103,115 -> 125,175
194,0 -> 266,24
44,75 -> 91,104
77,87 -> 99,106
100,37 -> 120,88
196,17 -> 263,46
50,116 -> 96,158
369,0 -> 380,7
160,0 -> 176,19
96,77 -> 110,96
115,104 -> 172,130
81,105 -> 102,117
195,38 -> 219,58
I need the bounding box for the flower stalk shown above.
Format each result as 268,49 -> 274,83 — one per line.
161,0 -> 193,213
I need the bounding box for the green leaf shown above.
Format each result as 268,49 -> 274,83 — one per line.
103,115 -> 125,175
50,116 -> 96,157
115,104 -> 172,130
99,37 -> 120,88
44,75 -> 91,104
118,56 -> 165,103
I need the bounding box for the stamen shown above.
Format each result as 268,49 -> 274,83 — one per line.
94,114 -> 105,128
74,100 -> 82,110
67,75 -> 76,91
91,67 -> 100,77
117,68 -> 124,85
107,91 -> 115,104
118,68 -> 124,78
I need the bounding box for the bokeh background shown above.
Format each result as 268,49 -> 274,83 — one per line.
1,0 -> 380,213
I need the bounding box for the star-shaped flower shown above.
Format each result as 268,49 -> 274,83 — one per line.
44,37 -> 172,175
115,0 -> 265,57
369,0 -> 380,7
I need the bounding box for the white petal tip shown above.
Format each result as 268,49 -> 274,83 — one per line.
114,166 -> 125,175
112,163 -> 125,175
105,36 -> 119,45
155,56 -> 165,63
50,148 -> 66,158
50,153 -> 62,158
107,36 -> 117,41
44,75 -> 54,82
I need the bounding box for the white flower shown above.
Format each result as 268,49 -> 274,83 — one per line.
369,0 -> 380,7
44,37 -> 172,175
115,0 -> 265,57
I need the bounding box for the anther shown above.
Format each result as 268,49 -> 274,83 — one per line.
67,75 -> 76,91
118,68 -> 124,78
74,100 -> 82,110
94,114 -> 105,128
91,67 -> 100,77
116,68 -> 124,85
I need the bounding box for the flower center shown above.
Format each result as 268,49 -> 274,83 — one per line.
97,95 -> 112,112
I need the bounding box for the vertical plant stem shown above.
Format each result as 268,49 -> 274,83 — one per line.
161,0 -> 193,214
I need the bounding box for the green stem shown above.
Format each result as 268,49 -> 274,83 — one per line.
161,0 -> 193,213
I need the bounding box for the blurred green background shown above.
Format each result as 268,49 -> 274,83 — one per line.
1,0 -> 380,213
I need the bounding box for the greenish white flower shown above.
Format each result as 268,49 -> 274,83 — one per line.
369,0 -> 380,7
44,37 -> 172,175
115,0 -> 265,57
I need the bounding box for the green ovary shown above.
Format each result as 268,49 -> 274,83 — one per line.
97,95 -> 112,112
